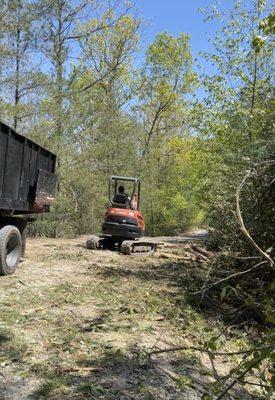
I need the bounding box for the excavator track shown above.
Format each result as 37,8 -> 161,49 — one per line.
86,235 -> 100,250
86,235 -> 114,250
86,236 -> 157,255
120,240 -> 157,255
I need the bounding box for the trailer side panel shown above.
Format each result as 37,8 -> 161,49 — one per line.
0,122 -> 56,213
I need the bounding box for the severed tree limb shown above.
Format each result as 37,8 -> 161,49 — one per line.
215,346 -> 275,400
188,170 -> 273,295
191,244 -> 214,258
148,345 -> 269,357
236,380 -> 272,389
149,344 -> 274,399
55,366 -> 103,374
199,263 -> 214,301
236,171 -> 274,268
188,260 -> 267,295
208,349 -> 220,380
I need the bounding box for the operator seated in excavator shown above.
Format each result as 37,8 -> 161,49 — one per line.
113,186 -> 138,211
86,175 -> 156,254
113,185 -> 130,207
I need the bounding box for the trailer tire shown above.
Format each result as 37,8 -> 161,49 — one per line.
0,226 -> 22,276
21,225 -> 27,258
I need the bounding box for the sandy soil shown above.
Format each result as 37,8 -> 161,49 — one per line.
0,234 -> 264,400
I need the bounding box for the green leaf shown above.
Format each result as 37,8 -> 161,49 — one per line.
252,35 -> 266,52
208,340 -> 217,352
202,394 -> 213,400
176,375 -> 193,390
245,294 -> 254,307
221,286 -> 227,300
267,332 -> 275,344
266,314 -> 275,325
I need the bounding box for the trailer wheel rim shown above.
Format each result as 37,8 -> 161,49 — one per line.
5,234 -> 21,268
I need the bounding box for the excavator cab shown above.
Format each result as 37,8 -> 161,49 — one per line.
86,176 -> 156,254
110,176 -> 140,210
103,176 -> 143,239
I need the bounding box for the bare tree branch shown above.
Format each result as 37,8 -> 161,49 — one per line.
188,260 -> 267,295
148,344 -> 271,357
215,346 -> 275,400
236,171 -> 274,268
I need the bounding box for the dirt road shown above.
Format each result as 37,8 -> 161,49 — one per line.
0,235 -> 262,400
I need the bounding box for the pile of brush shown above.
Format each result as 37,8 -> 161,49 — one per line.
156,242 -> 215,263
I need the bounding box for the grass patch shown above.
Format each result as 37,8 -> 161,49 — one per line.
0,237 -> 265,400
0,307 -> 21,324
77,383 -> 105,396
34,375 -> 71,399
0,327 -> 28,364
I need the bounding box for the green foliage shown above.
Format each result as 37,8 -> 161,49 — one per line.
259,11 -> 275,34
189,1 -> 275,394
0,1 -> 273,254
194,0 -> 274,252
252,10 -> 275,52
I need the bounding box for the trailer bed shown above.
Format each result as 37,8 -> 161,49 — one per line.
0,121 -> 56,214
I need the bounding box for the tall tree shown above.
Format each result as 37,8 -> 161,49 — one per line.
195,0 -> 274,249
134,32 -> 197,234
53,11 -> 142,234
0,0 -> 43,130
34,0 -> 135,150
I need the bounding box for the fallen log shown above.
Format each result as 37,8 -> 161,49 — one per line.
191,244 -> 215,259
55,365 -> 102,375
192,250 -> 209,261
157,253 -> 195,261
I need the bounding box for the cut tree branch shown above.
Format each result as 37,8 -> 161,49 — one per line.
215,346 -> 275,400
188,260 -> 267,295
148,345 -> 269,357
236,171 -> 274,268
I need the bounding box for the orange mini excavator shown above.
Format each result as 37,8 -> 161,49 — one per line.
86,176 -> 156,254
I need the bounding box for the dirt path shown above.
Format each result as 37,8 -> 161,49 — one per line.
0,235 -> 263,400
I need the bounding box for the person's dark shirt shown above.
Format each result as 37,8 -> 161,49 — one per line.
113,192 -> 129,204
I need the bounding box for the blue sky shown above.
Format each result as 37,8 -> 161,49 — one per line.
134,0 -> 235,75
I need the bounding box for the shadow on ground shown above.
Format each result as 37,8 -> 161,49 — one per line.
28,346 -> 265,400
95,254 -> 265,325
24,256 -> 267,400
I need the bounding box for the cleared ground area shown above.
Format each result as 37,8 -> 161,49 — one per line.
0,236 -> 265,400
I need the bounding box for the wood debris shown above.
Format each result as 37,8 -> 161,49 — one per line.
156,242 -> 215,263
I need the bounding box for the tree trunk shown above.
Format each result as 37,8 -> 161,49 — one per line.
14,0 -> 21,130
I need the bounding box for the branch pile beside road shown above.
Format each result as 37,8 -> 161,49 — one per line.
156,241 -> 214,263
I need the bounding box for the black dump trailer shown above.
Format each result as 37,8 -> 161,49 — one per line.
0,121 -> 57,275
